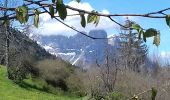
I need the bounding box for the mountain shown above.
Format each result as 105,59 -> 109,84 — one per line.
0,26 -> 55,64
29,29 -> 120,67
0,25 -> 74,80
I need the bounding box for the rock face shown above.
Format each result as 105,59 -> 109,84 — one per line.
29,29 -> 120,67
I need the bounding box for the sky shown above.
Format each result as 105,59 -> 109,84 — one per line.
31,0 -> 170,61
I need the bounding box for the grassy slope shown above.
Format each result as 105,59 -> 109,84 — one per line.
0,66 -> 82,100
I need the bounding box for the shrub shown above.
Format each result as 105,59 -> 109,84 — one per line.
8,55 -> 36,83
34,59 -> 75,91
66,73 -> 86,97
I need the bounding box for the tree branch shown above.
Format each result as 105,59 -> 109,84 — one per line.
0,0 -> 168,19
0,0 -> 167,40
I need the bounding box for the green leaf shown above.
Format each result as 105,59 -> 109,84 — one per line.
34,15 -> 39,28
132,24 -> 141,32
87,10 -> 96,23
87,11 -> 100,26
80,12 -> 86,28
166,15 -> 170,27
15,8 -> 21,21
94,15 -> 100,27
87,14 -> 96,23
56,3 -> 67,20
15,5 -> 29,24
151,87 -> 157,100
132,24 -> 144,39
139,29 -> 144,39
49,5 -> 55,18
153,35 -> 160,46
52,0 -> 55,3
21,5 -> 28,17
25,14 -> 29,23
143,33 -> 147,42
57,0 -> 63,4
144,28 -> 158,37
34,10 -> 40,28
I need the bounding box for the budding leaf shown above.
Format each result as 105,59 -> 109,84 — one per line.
143,33 -> 147,42
94,15 -> 100,27
145,28 -> 158,37
80,12 -> 86,28
57,0 -> 63,4
49,5 -> 55,18
56,2 -> 67,20
166,15 -> 170,27
34,10 -> 40,28
87,11 -> 100,27
132,24 -> 141,32
15,5 -> 29,24
87,14 -> 96,23
87,11 -> 96,23
139,29 -> 144,39
153,35 -> 160,46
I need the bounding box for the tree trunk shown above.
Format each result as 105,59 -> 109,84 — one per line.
4,0 -> 11,79
5,27 -> 10,78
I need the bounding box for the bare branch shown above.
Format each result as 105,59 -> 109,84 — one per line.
108,16 -> 130,29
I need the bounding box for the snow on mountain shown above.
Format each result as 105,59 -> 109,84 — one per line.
29,30 -> 120,67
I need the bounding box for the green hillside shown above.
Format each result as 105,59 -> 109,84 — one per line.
0,66 -> 82,100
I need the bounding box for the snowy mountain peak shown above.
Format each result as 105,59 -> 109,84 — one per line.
29,30 -> 119,67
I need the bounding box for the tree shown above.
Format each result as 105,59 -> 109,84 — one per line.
118,19 -> 148,72
3,0 -> 10,78
0,0 -> 19,79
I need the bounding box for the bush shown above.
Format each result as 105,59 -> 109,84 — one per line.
66,73 -> 86,97
33,59 -> 87,97
35,59 -> 75,91
8,56 -> 36,83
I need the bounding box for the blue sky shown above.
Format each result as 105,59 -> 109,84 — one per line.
63,0 -> 170,58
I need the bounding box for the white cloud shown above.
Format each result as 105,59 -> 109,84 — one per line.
32,1 -> 118,36
160,51 -> 170,65
160,51 -> 170,59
